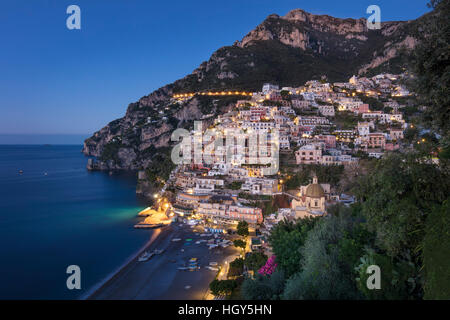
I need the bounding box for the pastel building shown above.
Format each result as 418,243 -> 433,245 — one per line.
295,144 -> 323,164
368,133 -> 386,149
291,176 -> 329,218
197,202 -> 263,224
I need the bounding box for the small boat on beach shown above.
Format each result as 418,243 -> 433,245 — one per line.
172,238 -> 181,242
206,266 -> 219,271
138,251 -> 153,262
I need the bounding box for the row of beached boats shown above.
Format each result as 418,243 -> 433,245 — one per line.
177,259 -> 220,272
178,257 -> 200,271
207,239 -> 232,249
172,233 -> 231,250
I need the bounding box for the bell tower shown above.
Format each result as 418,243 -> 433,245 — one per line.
312,175 -> 318,184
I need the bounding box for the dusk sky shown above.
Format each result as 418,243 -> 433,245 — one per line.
0,0 -> 431,138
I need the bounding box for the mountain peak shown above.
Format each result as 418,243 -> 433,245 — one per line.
282,8 -> 311,21
236,8 -> 369,49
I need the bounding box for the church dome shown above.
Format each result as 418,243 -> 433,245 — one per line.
305,183 -> 325,198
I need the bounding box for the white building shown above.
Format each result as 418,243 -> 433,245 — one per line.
262,83 -> 279,94
241,178 -> 279,195
318,105 -> 335,117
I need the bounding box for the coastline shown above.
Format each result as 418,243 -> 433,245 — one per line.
88,222 -> 240,300
82,226 -> 166,300
0,145 -> 155,299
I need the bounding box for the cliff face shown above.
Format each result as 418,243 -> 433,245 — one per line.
83,8 -> 430,172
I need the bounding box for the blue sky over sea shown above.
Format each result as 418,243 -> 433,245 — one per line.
0,0 -> 431,140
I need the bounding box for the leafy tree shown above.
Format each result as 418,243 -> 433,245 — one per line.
355,249 -> 417,300
228,258 -> 245,278
209,279 -> 237,296
241,270 -> 286,300
233,239 -> 246,250
237,221 -> 249,236
268,218 -> 317,277
244,252 -> 268,272
422,199 -> 450,299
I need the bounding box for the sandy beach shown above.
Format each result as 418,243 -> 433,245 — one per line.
88,222 -> 240,300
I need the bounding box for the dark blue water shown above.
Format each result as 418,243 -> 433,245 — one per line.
0,145 -> 152,299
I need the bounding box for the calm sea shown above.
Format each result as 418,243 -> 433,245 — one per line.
0,145 -> 152,299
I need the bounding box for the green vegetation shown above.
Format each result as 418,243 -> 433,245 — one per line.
242,150 -> 450,300
100,139 -> 123,163
171,19 -> 420,94
411,0 -> 450,160
284,164 -> 344,190
244,252 -> 268,273
144,147 -> 175,187
229,181 -> 243,190
233,239 -> 246,250
237,221 -> 249,237
333,111 -> 361,130
241,270 -> 286,300
228,258 -> 245,278
422,200 -> 450,299
267,218 -> 317,277
209,279 -> 238,296
357,94 -> 384,110
260,200 -> 277,216
238,192 -> 272,201
280,90 -> 292,100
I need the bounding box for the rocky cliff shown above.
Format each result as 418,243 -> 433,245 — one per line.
83,8 -> 431,175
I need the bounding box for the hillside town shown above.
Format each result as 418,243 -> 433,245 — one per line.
134,71 -> 420,287
3,0 -> 448,304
